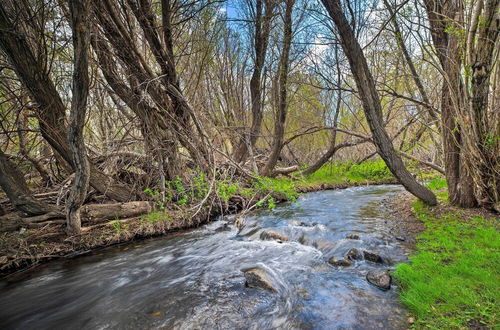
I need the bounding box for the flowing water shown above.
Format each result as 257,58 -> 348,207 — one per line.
0,185 -> 411,329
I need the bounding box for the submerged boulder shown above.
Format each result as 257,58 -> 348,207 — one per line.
242,267 -> 278,292
345,234 -> 360,240
260,230 -> 288,242
345,248 -> 363,260
328,257 -> 352,267
363,251 -> 384,264
366,270 -> 391,290
313,239 -> 336,250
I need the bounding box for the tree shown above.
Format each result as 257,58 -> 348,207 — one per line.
424,0 -> 499,209
233,0 -> 276,164
0,2 -> 137,202
320,0 -> 437,205
66,0 -> 91,235
262,0 -> 295,175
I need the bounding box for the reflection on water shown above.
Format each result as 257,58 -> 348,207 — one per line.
0,185 -> 409,329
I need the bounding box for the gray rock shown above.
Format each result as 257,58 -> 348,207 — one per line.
328,257 -> 352,267
345,234 -> 360,240
363,250 -> 384,264
242,267 -> 277,292
366,270 -> 391,290
260,230 -> 288,242
345,248 -> 363,260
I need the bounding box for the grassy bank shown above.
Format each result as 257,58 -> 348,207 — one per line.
394,180 -> 499,329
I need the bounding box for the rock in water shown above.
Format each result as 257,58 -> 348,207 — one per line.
260,230 -> 288,242
242,267 -> 277,292
345,248 -> 363,260
328,257 -> 352,267
363,250 -> 384,264
366,270 -> 391,290
345,234 -> 360,240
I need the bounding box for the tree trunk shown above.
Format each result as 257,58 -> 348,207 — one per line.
0,149 -> 58,215
467,0 -> 500,208
233,0 -> 276,163
262,0 -> 294,176
81,201 -> 152,224
321,0 -> 437,205
0,3 -> 137,202
423,0 -> 477,207
0,201 -> 152,232
66,0 -> 91,236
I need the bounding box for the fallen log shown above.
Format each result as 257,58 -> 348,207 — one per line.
272,165 -> 299,177
0,201 -> 152,232
81,201 -> 152,224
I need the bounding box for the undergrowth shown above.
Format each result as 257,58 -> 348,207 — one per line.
394,198 -> 499,328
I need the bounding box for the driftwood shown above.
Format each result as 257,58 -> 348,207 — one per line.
0,201 -> 152,232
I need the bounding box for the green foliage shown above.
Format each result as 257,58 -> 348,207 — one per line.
216,180 -> 238,202
393,202 -> 499,328
306,160 -> 394,185
170,176 -> 189,205
253,177 -> 298,202
426,177 -> 449,202
426,177 -> 447,190
193,171 -> 209,198
346,161 -> 393,181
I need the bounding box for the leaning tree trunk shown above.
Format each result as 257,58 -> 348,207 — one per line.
321,0 -> 437,205
0,149 -> 59,216
66,0 -> 91,235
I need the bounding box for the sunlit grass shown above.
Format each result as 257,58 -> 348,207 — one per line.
304,160 -> 394,185
394,201 -> 499,328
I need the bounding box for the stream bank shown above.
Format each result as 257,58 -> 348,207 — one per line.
0,184 -> 414,329
0,179 -> 398,278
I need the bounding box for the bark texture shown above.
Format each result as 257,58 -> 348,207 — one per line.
0,149 -> 57,215
0,3 -> 137,202
66,0 -> 91,235
321,0 -> 437,205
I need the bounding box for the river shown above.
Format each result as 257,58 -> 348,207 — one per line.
0,185 -> 410,329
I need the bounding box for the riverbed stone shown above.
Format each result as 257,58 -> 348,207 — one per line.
363,250 -> 384,264
345,248 -> 363,260
242,267 -> 277,292
328,257 -> 352,267
366,270 -> 391,290
345,234 -> 360,240
313,239 -> 335,250
260,230 -> 288,242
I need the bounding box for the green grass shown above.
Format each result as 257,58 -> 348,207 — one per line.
304,160 -> 394,185
393,201 -> 499,328
426,177 -> 449,202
